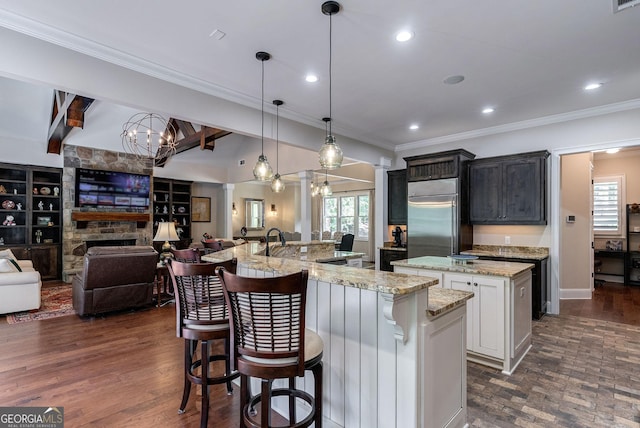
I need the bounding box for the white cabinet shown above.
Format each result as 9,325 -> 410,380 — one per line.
446,274 -> 505,359
445,271 -> 531,375
394,266 -> 443,288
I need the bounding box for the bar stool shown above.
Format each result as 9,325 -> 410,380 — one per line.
202,240 -> 224,254
171,247 -> 202,263
167,258 -> 240,428
217,268 -> 323,428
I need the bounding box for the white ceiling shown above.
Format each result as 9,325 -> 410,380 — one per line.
0,0 -> 640,153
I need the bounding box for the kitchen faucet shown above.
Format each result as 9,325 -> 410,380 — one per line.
265,227 -> 286,256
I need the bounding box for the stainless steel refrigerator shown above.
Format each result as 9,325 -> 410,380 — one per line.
407,178 -> 472,258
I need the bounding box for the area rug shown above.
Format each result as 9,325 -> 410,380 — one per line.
6,285 -> 75,324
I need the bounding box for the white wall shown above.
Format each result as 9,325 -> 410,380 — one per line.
232,181 -> 299,239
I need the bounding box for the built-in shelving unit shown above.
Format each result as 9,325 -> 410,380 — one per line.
627,204 -> 640,286
0,163 -> 62,279
152,178 -> 192,249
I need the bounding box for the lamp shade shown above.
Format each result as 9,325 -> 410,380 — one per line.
153,222 -> 180,242
318,134 -> 343,169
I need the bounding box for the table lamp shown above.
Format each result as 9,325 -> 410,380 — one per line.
154,221 -> 179,264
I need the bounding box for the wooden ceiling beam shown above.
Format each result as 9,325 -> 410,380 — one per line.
154,124 -> 231,167
47,91 -> 94,154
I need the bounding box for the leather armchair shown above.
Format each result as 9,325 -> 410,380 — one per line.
72,246 -> 158,316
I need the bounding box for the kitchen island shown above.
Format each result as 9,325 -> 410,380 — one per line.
393,256 -> 533,375
460,245 -> 549,319
203,242 -> 473,428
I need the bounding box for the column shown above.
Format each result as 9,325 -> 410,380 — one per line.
298,170 -> 313,241
222,183 -> 234,239
374,157 -> 391,270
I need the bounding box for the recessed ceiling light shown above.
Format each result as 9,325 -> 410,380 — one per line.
305,74 -> 318,83
606,148 -> 620,154
395,31 -> 414,42
409,124 -> 419,130
584,82 -> 602,91
482,107 -> 495,114
443,75 -> 465,85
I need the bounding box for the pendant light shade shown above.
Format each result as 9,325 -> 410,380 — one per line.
319,1 -> 343,170
320,170 -> 332,196
271,99 -> 285,193
310,176 -> 320,197
253,51 -> 274,181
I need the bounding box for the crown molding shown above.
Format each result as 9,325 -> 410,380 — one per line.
395,98 -> 640,153
0,10 -> 382,147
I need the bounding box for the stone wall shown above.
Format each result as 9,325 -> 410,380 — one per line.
62,145 -> 154,281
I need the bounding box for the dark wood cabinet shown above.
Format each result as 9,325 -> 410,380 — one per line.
0,163 -> 62,280
469,151 -> 549,225
380,248 -> 407,272
387,169 -> 407,225
404,149 -> 475,182
153,178 -> 192,248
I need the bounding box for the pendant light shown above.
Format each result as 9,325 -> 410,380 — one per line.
320,169 -> 332,196
270,99 -> 285,193
253,51 -> 274,181
310,173 -> 320,197
318,1 -> 344,170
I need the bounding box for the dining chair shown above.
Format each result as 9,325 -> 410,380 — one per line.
338,233 -> 354,251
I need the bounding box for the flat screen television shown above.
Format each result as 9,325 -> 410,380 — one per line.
75,168 -> 150,211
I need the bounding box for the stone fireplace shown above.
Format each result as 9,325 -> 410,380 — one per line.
62,145 -> 154,282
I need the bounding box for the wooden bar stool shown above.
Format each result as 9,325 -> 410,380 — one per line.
217,268 -> 323,428
167,259 -> 240,428
203,240 -> 224,254
171,247 -> 202,263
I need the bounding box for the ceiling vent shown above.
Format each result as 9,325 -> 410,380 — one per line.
613,0 -> 640,12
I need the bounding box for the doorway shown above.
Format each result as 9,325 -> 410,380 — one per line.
552,142 -> 640,314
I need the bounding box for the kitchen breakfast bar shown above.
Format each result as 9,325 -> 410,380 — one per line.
203,242 -> 474,428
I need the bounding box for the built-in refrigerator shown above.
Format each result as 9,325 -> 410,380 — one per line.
407,178 -> 473,258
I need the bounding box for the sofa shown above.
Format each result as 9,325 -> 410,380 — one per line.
72,246 -> 158,316
0,255 -> 42,314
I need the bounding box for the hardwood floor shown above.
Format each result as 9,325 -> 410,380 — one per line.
1,281 -> 639,427
560,282 -> 640,326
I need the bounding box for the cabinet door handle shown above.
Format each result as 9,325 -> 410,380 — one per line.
473,282 -> 478,287
466,281 -> 471,285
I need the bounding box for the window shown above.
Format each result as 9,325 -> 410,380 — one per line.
593,175 -> 625,236
322,192 -> 370,239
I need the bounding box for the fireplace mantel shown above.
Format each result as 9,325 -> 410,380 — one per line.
71,211 -> 150,229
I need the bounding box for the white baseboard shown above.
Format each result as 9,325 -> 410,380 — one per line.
559,288 -> 593,300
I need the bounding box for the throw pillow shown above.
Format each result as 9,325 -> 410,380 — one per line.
0,258 -> 19,273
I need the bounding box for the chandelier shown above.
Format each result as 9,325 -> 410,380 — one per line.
121,113 -> 177,161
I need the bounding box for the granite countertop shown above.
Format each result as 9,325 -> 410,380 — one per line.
202,242 -> 438,295
427,287 -> 474,317
202,243 -> 473,316
392,256 -> 534,278
316,251 -> 365,262
461,245 -> 549,261
379,246 -> 407,252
